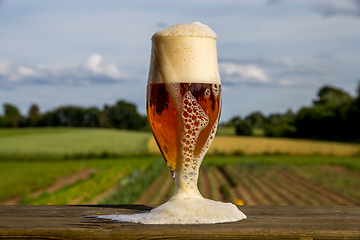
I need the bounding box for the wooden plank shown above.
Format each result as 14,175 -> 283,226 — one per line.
0,205 -> 359,239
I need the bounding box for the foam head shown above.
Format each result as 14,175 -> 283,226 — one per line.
148,22 -> 221,84
152,22 -> 217,39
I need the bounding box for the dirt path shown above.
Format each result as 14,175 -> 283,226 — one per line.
0,169 -> 96,205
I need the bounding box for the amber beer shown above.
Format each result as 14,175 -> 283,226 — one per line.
147,82 -> 221,173
95,23 -> 246,224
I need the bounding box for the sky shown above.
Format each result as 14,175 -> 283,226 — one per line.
0,0 -> 360,122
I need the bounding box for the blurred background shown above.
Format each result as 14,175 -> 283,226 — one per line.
0,0 -> 359,206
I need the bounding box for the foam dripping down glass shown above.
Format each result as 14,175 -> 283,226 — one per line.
96,22 -> 246,224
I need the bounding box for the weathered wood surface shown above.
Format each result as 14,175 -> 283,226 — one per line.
0,205 -> 359,239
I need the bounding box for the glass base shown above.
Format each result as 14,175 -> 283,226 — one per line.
95,194 -> 246,224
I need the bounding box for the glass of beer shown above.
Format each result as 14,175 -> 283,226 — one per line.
97,22 -> 246,224
147,23 -> 223,196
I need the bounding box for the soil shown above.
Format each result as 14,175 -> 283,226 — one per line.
276,168 -> 359,206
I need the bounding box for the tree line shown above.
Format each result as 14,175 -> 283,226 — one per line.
223,81 -> 360,142
0,100 -> 149,131
1,82 -> 360,142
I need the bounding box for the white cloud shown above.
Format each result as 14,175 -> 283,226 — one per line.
219,63 -> 270,84
85,54 -> 103,73
103,63 -> 124,80
0,54 -> 129,88
218,56 -> 339,89
18,66 -> 36,76
85,54 -> 125,80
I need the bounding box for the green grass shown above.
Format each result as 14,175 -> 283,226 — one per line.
100,158 -> 165,204
252,128 -> 264,136
216,126 -> 236,136
0,158 -> 119,202
295,165 -> 360,199
0,157 -> 158,204
204,155 -> 360,171
22,157 -> 158,205
216,126 -> 264,136
2,127 -> 359,205
0,128 -> 152,160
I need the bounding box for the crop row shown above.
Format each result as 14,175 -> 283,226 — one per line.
2,158 -> 359,206
20,157 -> 158,205
132,164 -> 360,206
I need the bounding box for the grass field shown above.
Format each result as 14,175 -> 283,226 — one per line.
0,128 -> 151,159
148,135 -> 360,156
216,126 -> 264,136
1,127 -> 360,206
0,157 -> 158,204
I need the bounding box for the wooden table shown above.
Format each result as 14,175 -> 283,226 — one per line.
0,205 -> 359,239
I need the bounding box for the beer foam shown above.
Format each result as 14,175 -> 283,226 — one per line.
96,193 -> 246,224
152,22 -> 217,39
148,22 -> 221,84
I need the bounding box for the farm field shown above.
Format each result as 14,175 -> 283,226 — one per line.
0,128 -> 151,159
0,157 -> 159,205
1,155 -> 360,206
148,135 -> 360,156
1,128 -> 360,206
130,162 -> 360,206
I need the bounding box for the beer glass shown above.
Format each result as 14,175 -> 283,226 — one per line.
147,27 -> 222,197
97,23 -> 246,224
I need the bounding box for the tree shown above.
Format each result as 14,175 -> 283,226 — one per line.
226,116 -> 242,126
313,85 -> 352,106
107,100 -> 148,130
345,80 -> 360,141
27,103 -> 40,127
235,120 -> 253,136
245,111 -> 265,129
84,107 -> 100,128
264,111 -> 296,138
295,86 -> 353,141
1,103 -> 21,127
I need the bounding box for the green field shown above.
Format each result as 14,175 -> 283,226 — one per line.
0,157 -> 159,204
0,128 -> 151,159
0,128 -> 156,204
204,155 -> 360,171
0,128 -> 359,206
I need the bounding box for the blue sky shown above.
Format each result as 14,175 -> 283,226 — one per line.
1,0 -> 360,121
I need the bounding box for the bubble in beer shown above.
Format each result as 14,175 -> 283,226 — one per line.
180,90 -> 209,172
212,83 -> 220,98
204,88 -> 211,98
